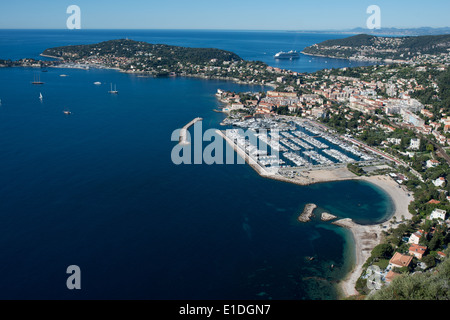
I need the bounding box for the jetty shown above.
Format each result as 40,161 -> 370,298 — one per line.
215,129 -> 273,177
179,117 -> 203,145
298,203 -> 317,223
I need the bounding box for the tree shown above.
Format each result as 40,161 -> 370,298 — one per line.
371,244 -> 394,259
422,255 -> 436,269
428,234 -> 442,251
367,257 -> 450,300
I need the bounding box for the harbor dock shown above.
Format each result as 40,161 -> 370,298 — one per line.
179,117 -> 203,145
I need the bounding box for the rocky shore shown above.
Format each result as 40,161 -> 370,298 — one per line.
298,203 -> 317,223
321,212 -> 338,221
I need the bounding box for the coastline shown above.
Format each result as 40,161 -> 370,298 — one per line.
216,129 -> 413,299
302,51 -> 400,64
47,62 -> 277,88
22,48 -> 413,298
39,53 -> 63,60
335,175 -> 413,298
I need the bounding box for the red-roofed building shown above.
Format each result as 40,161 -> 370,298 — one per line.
426,159 -> 440,168
385,270 -> 401,283
409,244 -> 427,259
389,252 -> 413,269
445,125 -> 450,133
437,251 -> 447,259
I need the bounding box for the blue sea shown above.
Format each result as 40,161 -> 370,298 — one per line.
0,30 -> 392,300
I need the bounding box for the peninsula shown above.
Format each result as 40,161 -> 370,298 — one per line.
302,34 -> 450,64
37,39 -> 289,87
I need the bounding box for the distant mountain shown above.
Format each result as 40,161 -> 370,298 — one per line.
302,34 -> 450,63
295,27 -> 450,36
346,27 -> 450,36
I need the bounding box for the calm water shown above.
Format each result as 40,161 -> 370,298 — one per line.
0,29 -> 376,73
0,30 -> 391,300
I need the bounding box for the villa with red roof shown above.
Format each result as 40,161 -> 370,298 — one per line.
385,270 -> 401,283
409,244 -> 427,259
389,252 -> 413,269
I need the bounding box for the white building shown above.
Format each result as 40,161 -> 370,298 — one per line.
426,159 -> 440,168
433,177 -> 446,188
409,230 -> 426,245
387,138 -> 402,145
430,209 -> 447,221
410,138 -> 421,151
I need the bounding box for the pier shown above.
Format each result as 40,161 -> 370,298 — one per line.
179,117 -> 203,145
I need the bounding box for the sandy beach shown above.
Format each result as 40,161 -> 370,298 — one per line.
335,175 -> 413,298
217,131 -> 414,298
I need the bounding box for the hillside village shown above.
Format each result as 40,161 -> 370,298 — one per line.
217,61 -> 450,297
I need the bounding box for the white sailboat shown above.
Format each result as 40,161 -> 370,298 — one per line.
108,83 -> 118,94
39,92 -> 43,101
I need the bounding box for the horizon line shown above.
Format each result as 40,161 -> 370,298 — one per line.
0,26 -> 449,32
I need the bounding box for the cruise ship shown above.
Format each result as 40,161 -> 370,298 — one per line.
274,50 -> 300,59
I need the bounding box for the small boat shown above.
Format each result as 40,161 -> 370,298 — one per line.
108,83 -> 118,94
63,110 -> 72,115
39,93 -> 43,101
60,74 -> 68,77
94,82 -> 102,85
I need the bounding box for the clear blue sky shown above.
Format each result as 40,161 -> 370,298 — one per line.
0,0 -> 449,30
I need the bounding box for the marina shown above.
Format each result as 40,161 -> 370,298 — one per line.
223,115 -> 383,172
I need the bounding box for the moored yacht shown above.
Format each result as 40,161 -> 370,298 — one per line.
274,50 -> 300,59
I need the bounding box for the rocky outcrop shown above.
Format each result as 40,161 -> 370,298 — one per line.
298,203 -> 317,223
321,213 -> 338,222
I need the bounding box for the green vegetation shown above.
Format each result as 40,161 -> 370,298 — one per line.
347,163 -> 364,176
438,68 -> 450,114
40,39 -> 289,83
315,34 -> 377,48
43,39 -> 242,66
303,34 -> 450,62
367,256 -> 450,300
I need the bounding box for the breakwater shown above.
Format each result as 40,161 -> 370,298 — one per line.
179,118 -> 203,145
